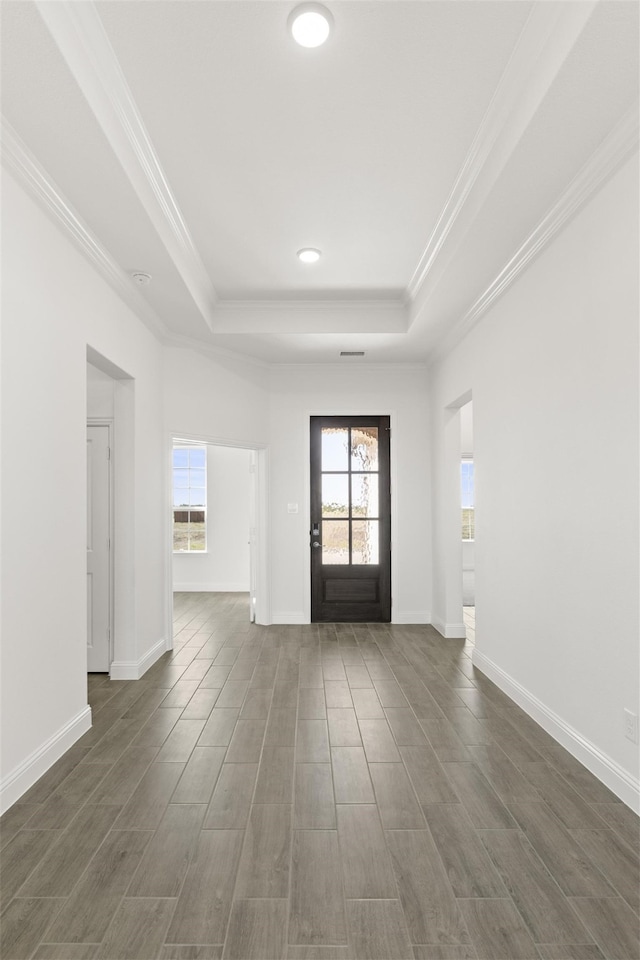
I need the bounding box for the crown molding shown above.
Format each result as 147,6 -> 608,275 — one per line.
406,0 -> 597,314
16,0 -> 409,343
1,121 -> 409,344
430,104 -> 639,365
6,0 -> 631,369
6,93 -> 634,371
1,118 -> 168,339
35,0 -> 218,334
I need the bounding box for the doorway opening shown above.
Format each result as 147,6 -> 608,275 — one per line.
170,437 -> 268,627
86,346 -> 136,679
86,361 -> 115,675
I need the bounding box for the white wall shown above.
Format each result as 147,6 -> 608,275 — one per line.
460,400 -> 474,457
269,365 -> 431,623
462,540 -> 475,572
164,345 -> 270,446
87,362 -> 115,418
429,153 -> 639,808
163,345 -> 270,622
0,170 -> 169,812
173,444 -> 251,591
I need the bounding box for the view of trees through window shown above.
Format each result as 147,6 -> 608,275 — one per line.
173,445 -> 206,551
461,458 -> 474,540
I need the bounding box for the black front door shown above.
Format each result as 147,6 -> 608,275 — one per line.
310,415 -> 391,622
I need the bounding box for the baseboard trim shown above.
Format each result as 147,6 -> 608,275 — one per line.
271,612 -> 308,624
173,583 -> 249,593
392,611 -> 432,624
432,616 -> 467,639
472,649 -> 640,812
110,637 -> 168,681
0,705 -> 92,814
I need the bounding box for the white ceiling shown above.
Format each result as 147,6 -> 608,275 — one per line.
1,1 -> 638,364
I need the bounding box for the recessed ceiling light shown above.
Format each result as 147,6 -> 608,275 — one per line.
297,248 -> 321,263
288,3 -> 333,48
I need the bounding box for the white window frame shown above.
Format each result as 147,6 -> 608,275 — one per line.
172,443 -> 207,553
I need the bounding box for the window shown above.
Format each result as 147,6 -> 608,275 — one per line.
173,445 -> 206,551
461,458 -> 474,541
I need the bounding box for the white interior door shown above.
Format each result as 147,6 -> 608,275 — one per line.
87,424 -> 111,671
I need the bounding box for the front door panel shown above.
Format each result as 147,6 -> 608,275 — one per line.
310,416 -> 391,622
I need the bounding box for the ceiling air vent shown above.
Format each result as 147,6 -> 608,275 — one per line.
340,351 -> 365,357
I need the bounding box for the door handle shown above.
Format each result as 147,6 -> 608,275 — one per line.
311,541 -> 321,549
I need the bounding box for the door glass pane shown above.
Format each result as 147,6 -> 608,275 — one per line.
351,427 -> 379,471
322,520 -> 349,564
352,475 -> 378,517
322,474 -> 349,518
173,449 -> 189,468
322,428 -> 348,471
174,468 -> 189,488
352,520 -> 379,564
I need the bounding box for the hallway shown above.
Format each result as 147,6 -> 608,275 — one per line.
1,593 -> 638,959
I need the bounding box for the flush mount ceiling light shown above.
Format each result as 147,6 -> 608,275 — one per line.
288,3 -> 333,48
297,247 -> 321,263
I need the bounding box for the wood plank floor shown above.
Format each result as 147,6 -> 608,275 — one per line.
1,593 -> 638,960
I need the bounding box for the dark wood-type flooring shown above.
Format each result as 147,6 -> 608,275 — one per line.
1,593 -> 638,959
